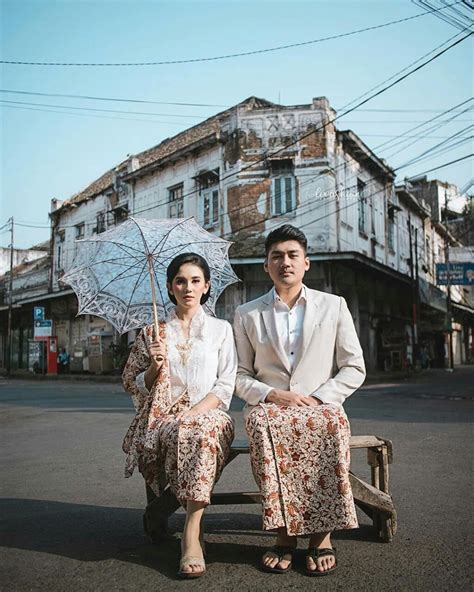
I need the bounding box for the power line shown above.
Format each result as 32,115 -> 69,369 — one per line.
1,32 -> 470,129
0,103 -> 196,126
224,152 -> 474,240
405,154 -> 473,177
374,97 -> 473,152
339,119 -> 472,124
8,31 -> 472,235
391,125 -> 473,168
14,151 -> 469,264
335,26 -> 470,114
112,30 -> 472,222
0,89 -> 227,108
346,134 -> 463,139
4,100 -> 472,127
38,39 -> 473,238
0,99 -> 204,119
395,136 -> 473,169
0,3 -> 463,67
383,114 -> 474,159
1,89 -> 470,115
340,108 -> 472,113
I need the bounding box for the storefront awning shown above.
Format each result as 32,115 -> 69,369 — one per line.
419,278 -> 447,313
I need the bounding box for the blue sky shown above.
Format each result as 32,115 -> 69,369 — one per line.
1,0 -> 472,247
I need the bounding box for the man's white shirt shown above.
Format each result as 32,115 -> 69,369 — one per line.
272,285 -> 306,372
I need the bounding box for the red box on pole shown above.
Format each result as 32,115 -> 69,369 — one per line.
47,336 -> 58,375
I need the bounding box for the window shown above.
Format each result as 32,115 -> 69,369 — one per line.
357,179 -> 367,234
75,223 -> 85,239
388,219 -> 395,251
272,177 -> 295,215
111,204 -> 128,226
96,212 -> 106,234
168,184 -> 184,218
425,237 -> 431,270
195,169 -> 220,227
56,230 -> 65,271
202,189 -> 219,228
270,159 -> 295,216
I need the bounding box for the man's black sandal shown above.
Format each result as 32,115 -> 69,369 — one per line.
305,547 -> 337,576
261,545 -> 295,573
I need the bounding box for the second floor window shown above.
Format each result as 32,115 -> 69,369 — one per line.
270,159 -> 295,216
358,179 -> 367,234
202,189 -> 219,228
112,204 -> 128,226
56,230 -> 65,271
75,223 -> 85,239
169,184 -> 184,218
387,219 -> 395,251
96,212 -> 106,234
425,237 -> 432,272
272,177 -> 295,215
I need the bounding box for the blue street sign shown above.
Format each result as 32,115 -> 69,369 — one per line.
436,262 -> 474,286
34,306 -> 45,321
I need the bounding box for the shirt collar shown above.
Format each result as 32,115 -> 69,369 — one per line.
272,284 -> 307,306
167,304 -> 206,338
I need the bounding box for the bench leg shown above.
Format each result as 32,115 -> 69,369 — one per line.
143,486 -> 180,542
142,450 -> 244,542
366,445 -> 396,540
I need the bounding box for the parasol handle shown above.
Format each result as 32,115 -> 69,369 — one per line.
147,255 -> 161,355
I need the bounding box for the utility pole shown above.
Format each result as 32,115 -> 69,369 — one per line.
444,190 -> 454,372
6,217 -> 14,376
414,226 -> 420,366
407,214 -> 417,368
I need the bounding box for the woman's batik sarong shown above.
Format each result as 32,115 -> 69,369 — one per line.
122,324 -> 234,504
246,403 -> 358,536
155,393 -> 234,506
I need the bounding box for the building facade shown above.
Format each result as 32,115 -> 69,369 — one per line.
1,96 -> 472,373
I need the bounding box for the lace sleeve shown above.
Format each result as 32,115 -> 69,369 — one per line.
208,322 -> 237,411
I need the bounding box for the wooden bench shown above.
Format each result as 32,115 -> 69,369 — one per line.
143,435 -> 397,543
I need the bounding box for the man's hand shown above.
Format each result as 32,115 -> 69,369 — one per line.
265,389 -> 323,407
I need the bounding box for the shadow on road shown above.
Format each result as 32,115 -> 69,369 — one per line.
0,498 -> 381,578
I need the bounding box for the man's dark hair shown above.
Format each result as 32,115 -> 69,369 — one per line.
264,224 -> 308,255
166,252 -> 211,305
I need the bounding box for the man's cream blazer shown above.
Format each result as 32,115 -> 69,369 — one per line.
233,287 -> 366,408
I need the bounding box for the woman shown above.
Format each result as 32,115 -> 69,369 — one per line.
122,252 -> 236,579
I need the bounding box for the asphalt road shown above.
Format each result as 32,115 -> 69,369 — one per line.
1,368 -> 473,591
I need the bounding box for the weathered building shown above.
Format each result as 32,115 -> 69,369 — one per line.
1,96 -> 472,372
0,242 -> 51,369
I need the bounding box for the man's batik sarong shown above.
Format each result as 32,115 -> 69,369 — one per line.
246,403 -> 358,536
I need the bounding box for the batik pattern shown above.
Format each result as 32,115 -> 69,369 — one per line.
246,403 -> 358,536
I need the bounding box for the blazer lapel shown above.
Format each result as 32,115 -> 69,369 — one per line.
292,291 -> 319,373
260,292 -> 291,374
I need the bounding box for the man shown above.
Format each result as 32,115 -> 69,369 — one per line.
58,347 -> 70,374
233,224 -> 365,576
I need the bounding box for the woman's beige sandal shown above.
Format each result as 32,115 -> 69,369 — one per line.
178,556 -> 206,579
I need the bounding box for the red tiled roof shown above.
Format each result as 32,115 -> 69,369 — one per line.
59,96 -> 277,209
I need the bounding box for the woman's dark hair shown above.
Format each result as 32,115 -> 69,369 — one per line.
166,252 -> 211,305
264,224 -> 308,255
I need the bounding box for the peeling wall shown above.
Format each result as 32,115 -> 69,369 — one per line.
227,180 -> 269,237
